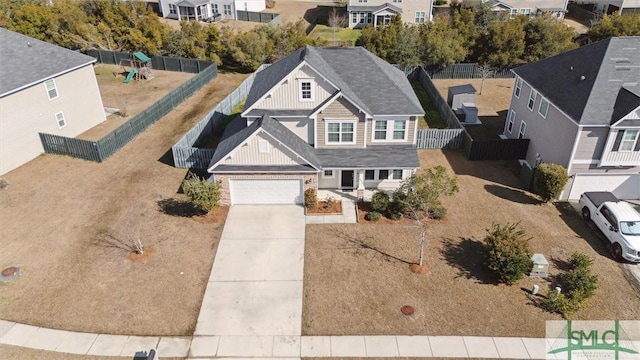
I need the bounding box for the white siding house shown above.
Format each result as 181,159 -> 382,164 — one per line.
0,29 -> 106,175
158,0 -> 266,20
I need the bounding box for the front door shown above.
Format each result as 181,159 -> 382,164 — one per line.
341,170 -> 354,189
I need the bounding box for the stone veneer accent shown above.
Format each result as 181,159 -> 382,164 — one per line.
214,173 -> 318,205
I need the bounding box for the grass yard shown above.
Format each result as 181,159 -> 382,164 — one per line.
432,78 -> 515,139
303,149 -> 640,338
310,25 -> 361,46
0,72 -> 248,336
197,99 -> 246,148
411,81 -> 446,129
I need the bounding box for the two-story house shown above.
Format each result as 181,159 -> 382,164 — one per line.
502,37 -> 640,200
463,0 -> 569,19
575,0 -> 640,16
0,28 -> 106,175
346,0 -> 433,28
158,0 -> 265,21
207,46 -> 424,205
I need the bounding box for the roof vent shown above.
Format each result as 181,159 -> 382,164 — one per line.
580,75 -> 586,81
27,42 -> 32,47
570,66 -> 573,71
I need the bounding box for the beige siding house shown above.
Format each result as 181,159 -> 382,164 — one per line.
0,28 -> 106,175
347,0 -> 433,28
463,0 -> 569,18
208,46 -> 424,205
503,37 -> 640,200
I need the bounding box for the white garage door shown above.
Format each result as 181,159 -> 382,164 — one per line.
230,179 -> 303,205
568,174 -> 640,200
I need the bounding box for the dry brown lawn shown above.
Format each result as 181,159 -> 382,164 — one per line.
79,64 -> 195,141
303,149 -> 640,338
0,72 -> 248,336
0,344 -> 184,360
432,78 -> 515,140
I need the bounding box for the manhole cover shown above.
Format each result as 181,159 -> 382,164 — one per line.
401,305 -> 415,315
0,267 -> 21,282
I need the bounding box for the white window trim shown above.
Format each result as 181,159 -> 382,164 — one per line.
538,97 -> 549,119
45,79 -> 58,100
55,111 -> 66,129
323,169 -> 335,178
514,77 -> 522,98
527,89 -> 537,111
378,169 -> 390,180
325,119 -> 357,145
371,119 -> 408,142
391,169 -> 403,180
507,110 -> 515,133
519,121 -> 527,139
298,78 -> 314,102
415,11 -> 425,23
258,139 -> 270,153
364,169 -> 376,181
619,129 -> 639,152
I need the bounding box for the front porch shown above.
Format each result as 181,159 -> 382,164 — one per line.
347,3 -> 402,29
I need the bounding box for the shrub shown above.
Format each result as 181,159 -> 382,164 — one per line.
569,251 -> 593,270
435,0 -> 447,4
181,172 -> 221,212
371,191 -> 390,213
483,222 -> 533,285
390,212 -> 403,220
365,211 -> 382,221
304,188 -> 318,209
540,252 -> 598,317
390,189 -> 408,214
534,163 -> 569,202
430,205 -> 447,220
540,290 -> 575,315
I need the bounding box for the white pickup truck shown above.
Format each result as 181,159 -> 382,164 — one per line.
579,192 -> 640,262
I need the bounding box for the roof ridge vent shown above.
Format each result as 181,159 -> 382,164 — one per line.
580,75 -> 586,81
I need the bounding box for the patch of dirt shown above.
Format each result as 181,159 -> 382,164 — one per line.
0,72 -> 247,336
128,246 -> 156,262
303,149 -> 640,338
432,78 -> 515,140
306,200 -> 342,215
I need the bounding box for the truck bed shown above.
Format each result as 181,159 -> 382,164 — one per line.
582,191 -> 619,207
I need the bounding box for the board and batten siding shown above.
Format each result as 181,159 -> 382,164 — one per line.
221,132 -> 305,165
316,97 -> 365,148
0,65 -> 106,175
257,65 -> 335,110
573,127 -> 609,161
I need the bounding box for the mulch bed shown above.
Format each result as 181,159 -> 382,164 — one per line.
356,202 -> 446,225
306,200 -> 342,215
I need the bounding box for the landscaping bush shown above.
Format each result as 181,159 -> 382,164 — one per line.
390,212 -> 403,220
429,205 -> 447,220
540,252 -> 598,317
435,0 -> 447,4
371,191 -> 390,213
483,222 -> 533,285
534,163 -> 569,202
365,211 -> 382,221
304,188 -> 318,209
181,172 -> 221,213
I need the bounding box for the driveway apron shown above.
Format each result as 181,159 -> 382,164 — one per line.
194,205 -> 305,339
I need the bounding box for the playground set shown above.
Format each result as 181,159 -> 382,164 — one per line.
119,51 -> 154,84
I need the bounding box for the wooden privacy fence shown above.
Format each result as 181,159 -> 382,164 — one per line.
415,129 -> 465,149
39,54 -> 218,162
463,133 -> 530,161
172,64 -> 269,169
86,49 -> 214,73
424,63 -> 515,79
236,11 -> 281,25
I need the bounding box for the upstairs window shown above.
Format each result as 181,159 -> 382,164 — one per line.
527,89 -> 537,110
326,121 -> 355,144
613,129 -> 640,152
45,79 -> 58,100
538,98 -> 549,118
299,80 -> 313,101
373,120 -> 407,141
514,77 -> 522,98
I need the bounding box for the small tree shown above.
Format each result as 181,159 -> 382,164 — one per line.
476,62 -> 494,95
181,172 -> 222,213
328,8 -> 347,41
396,166 -> 459,267
304,188 -> 318,209
534,163 -> 568,202
484,222 -> 533,285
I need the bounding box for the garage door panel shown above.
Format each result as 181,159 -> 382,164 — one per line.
568,174 -> 640,200
230,179 -> 303,205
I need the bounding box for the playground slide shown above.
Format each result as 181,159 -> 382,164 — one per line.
123,69 -> 136,84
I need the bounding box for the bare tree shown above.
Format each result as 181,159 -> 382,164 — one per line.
328,8 -> 347,41
477,63 -> 495,95
96,205 -> 145,254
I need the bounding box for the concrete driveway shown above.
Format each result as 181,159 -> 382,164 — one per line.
194,205 -> 305,338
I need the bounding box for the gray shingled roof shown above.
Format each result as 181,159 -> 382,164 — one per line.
315,145 -> 419,168
244,109 -> 313,117
448,84 -> 477,95
346,3 -> 402,14
512,37 -> 640,125
244,46 -> 424,116
611,86 -> 640,124
214,165 -> 317,172
0,28 -> 97,98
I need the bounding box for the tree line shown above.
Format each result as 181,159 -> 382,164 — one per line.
1,0 -> 638,71
356,5 -> 640,68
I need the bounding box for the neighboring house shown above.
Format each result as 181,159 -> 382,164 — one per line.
158,0 -> 265,21
575,0 -> 640,15
346,0 -> 433,28
207,46 -> 424,205
502,37 -> 640,200
0,28 -> 106,176
463,0 -> 569,19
